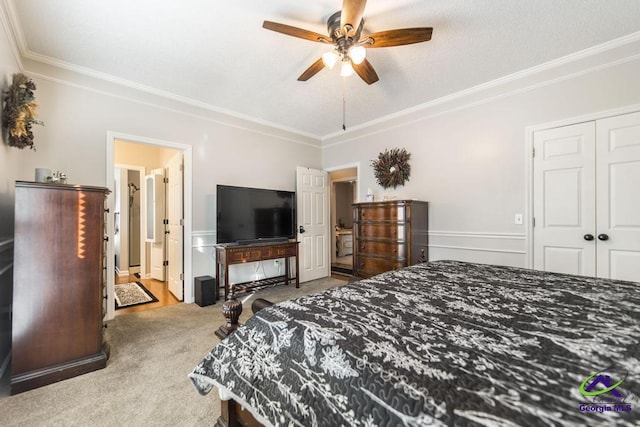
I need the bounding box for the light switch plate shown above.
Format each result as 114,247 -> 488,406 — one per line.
514,213 -> 523,225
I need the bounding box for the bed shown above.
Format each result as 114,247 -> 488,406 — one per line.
189,260 -> 640,426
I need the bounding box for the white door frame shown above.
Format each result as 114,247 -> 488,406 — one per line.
114,163 -> 146,279
524,103 -> 640,269
324,162 -> 360,266
105,131 -> 193,321
325,163 -> 361,202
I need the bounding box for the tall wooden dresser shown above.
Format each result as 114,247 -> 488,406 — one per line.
352,200 -> 428,278
11,181 -> 110,394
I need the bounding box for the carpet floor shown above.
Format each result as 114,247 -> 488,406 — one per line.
0,277 -> 344,426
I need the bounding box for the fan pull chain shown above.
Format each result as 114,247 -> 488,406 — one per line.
342,77 -> 347,131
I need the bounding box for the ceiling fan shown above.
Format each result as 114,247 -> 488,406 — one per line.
263,0 -> 433,85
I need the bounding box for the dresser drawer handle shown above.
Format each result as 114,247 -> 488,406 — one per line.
360,245 -> 365,250
359,262 -> 365,267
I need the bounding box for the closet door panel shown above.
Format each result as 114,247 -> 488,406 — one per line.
596,112 -> 640,282
533,122 -> 596,276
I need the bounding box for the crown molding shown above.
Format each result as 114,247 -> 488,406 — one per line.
2,1 -> 322,146
321,31 -> 640,146
22,50 -> 322,143
4,0 -> 640,146
0,0 -> 22,70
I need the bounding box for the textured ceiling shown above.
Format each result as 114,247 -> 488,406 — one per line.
5,0 -> 640,140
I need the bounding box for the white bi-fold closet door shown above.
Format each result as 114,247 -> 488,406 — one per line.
533,111 -> 640,282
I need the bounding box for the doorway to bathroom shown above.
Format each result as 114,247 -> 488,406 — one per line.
114,167 -> 143,278
112,140 -> 184,316
328,166 -> 358,277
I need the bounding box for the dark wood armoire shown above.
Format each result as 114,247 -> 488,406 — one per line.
11,181 -> 109,394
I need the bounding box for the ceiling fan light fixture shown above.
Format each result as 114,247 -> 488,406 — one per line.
322,50 -> 339,69
340,59 -> 354,77
348,45 -> 366,65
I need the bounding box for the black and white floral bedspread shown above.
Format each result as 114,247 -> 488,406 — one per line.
189,260 -> 640,426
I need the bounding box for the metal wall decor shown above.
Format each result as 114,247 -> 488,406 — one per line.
371,147 -> 411,189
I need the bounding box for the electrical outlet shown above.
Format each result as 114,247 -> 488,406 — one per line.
514,213 -> 523,225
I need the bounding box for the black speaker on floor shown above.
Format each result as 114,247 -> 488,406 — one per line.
194,276 -> 216,307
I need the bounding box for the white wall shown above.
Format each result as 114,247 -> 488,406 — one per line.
0,6 -> 22,378
0,9 -> 22,236
322,44 -> 640,268
10,73 -> 321,299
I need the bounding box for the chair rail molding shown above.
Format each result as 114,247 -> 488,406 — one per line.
427,230 -> 527,267
192,230 -> 216,248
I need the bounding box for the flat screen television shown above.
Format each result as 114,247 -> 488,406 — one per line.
216,185 -> 296,244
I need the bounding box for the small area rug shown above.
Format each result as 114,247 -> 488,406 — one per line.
115,281 -> 159,309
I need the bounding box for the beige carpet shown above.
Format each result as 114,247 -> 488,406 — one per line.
0,277 -> 344,426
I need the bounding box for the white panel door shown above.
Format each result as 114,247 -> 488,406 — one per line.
596,112 -> 640,282
148,170 -> 166,281
533,122 -> 596,275
166,152 -> 184,300
296,166 -> 329,283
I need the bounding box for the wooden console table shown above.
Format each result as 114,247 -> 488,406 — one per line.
215,241 -> 299,301
215,241 -> 299,339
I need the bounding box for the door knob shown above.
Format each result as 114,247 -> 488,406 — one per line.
597,233 -> 609,241
299,225 -> 306,234
583,234 -> 594,241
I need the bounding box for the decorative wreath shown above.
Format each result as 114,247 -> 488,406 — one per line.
2,73 -> 43,150
371,147 -> 411,189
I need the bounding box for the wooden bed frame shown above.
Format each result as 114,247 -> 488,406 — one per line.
214,297 -> 273,427
216,399 -> 263,427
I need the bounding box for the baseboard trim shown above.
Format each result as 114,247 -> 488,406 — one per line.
115,266 -> 129,277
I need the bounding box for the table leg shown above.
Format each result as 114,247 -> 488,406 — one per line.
215,261 -> 221,301
295,251 -> 299,288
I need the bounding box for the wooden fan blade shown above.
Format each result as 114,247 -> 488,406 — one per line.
353,59 -> 379,85
298,58 -> 326,81
263,21 -> 332,43
365,28 -> 433,48
341,0 -> 367,36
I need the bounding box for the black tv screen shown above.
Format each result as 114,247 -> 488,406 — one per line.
216,185 -> 296,244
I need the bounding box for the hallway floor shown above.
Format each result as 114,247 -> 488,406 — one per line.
115,274 -> 181,315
